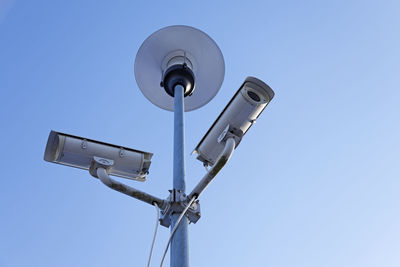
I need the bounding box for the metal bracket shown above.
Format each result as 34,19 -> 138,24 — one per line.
81,139 -> 88,149
119,147 -> 125,158
89,157 -> 114,178
217,124 -> 242,145
159,190 -> 201,228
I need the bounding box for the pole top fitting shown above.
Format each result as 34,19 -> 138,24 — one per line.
161,64 -> 195,97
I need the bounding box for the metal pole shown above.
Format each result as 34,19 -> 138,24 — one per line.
170,84 -> 189,267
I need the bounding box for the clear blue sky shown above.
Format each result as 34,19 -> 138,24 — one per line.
1,0 -> 399,266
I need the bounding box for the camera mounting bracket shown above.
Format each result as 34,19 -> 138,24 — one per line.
159,190 -> 201,228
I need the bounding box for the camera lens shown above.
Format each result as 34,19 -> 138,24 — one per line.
247,91 -> 261,102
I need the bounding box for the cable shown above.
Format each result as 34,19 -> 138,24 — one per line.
147,202 -> 160,267
159,197 -> 197,267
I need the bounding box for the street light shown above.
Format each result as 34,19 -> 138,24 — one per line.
134,25 -> 226,267
44,25 -> 274,267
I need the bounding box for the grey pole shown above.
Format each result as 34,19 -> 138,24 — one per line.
170,84 -> 189,267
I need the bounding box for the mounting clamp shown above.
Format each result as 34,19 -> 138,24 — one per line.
159,189 -> 201,228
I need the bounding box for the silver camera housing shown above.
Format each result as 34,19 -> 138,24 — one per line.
44,131 -> 153,181
193,77 -> 274,166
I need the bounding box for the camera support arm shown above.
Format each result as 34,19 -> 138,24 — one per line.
188,137 -> 236,199
93,159 -> 166,208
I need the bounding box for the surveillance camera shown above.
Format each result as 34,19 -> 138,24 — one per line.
192,77 -> 274,166
44,131 -> 153,181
